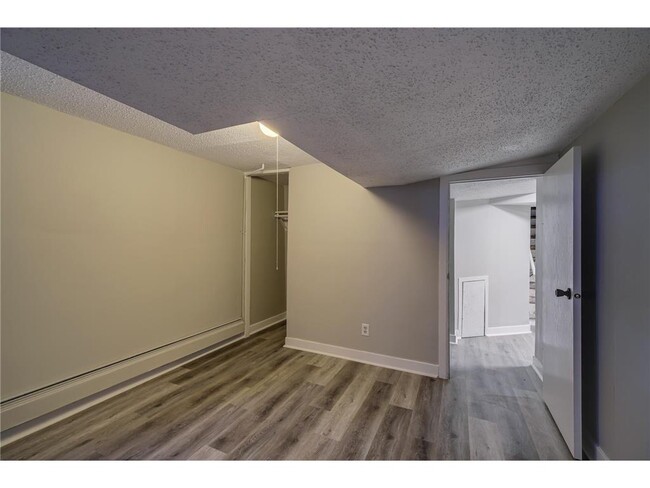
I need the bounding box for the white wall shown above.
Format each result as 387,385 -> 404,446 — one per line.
454,199 -> 531,335
286,164 -> 439,370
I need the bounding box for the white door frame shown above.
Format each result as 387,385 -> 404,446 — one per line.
437,156 -> 555,379
458,276 -> 489,338
242,175 -> 252,337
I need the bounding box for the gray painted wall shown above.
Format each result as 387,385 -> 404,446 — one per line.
454,199 -> 531,333
574,74 -> 650,460
287,164 -> 439,365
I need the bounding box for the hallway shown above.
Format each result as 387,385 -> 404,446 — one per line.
451,333 -> 571,459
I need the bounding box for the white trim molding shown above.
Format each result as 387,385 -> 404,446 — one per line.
284,337 -> 438,378
532,356 -> 544,381
1,320 -> 244,439
585,435 -> 611,461
594,445 -> 610,461
242,176 -> 252,336
249,312 -> 286,336
485,323 -> 532,336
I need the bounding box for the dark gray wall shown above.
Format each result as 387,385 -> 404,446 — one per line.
576,74 -> 649,460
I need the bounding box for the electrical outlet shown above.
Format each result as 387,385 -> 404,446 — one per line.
361,323 -> 370,336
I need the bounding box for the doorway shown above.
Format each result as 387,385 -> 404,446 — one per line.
449,177 -> 539,370
442,174 -> 574,459
243,168 -> 289,337
438,150 -> 583,459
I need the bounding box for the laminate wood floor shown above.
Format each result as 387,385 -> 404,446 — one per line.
1,325 -> 571,460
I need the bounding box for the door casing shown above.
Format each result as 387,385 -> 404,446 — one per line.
438,156 -> 556,379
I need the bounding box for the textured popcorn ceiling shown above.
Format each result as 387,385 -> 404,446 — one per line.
2,29 -> 650,186
451,178 -> 537,201
0,53 -> 321,172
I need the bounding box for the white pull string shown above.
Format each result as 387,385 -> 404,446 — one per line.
275,136 -> 279,271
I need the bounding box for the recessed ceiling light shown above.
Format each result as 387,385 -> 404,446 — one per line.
258,122 -> 279,138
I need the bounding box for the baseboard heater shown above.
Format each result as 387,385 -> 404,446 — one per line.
0,319 -> 244,434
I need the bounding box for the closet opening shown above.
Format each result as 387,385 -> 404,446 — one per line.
243,168 -> 289,337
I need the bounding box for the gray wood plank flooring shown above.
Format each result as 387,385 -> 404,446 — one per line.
0,325 -> 571,460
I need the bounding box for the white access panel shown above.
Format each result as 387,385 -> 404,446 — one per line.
459,276 -> 488,338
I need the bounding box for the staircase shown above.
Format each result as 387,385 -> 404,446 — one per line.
529,207 -> 536,330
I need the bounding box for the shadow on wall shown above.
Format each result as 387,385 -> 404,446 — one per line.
367,179 -> 440,231
366,178 -> 441,339
581,144 -> 600,455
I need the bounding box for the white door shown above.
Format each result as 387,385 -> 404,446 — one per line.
460,278 -> 487,338
538,147 -> 582,459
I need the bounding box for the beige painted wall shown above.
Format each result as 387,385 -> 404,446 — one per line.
250,178 -> 286,325
1,93 -> 244,401
287,164 -> 439,365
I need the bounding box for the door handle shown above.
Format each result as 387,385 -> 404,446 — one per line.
555,288 -> 572,299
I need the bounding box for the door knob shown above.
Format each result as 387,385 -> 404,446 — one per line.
555,288 -> 572,299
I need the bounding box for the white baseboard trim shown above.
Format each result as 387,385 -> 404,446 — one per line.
1,319 -> 245,442
248,312 -> 286,336
485,323 -> 531,337
532,356 -> 543,381
284,337 -> 438,378
594,444 -> 610,461
584,435 -> 611,460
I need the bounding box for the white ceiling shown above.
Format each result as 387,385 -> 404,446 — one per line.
0,52 -> 321,172
2,29 -> 649,187
451,177 -> 537,201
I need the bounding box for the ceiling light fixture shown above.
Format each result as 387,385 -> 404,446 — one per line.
258,122 -> 279,138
